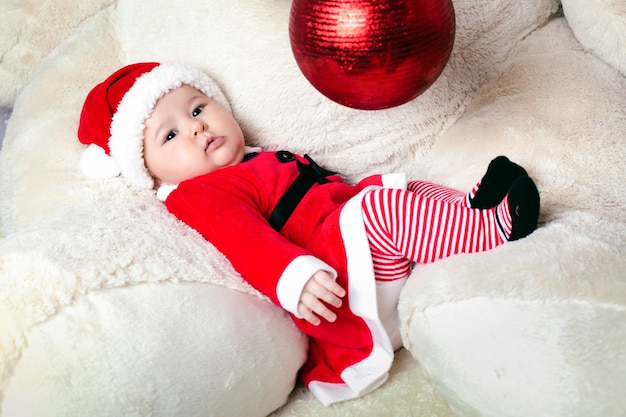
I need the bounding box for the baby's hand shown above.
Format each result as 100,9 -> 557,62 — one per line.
298,271 -> 346,326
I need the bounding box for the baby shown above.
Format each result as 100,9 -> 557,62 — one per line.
78,62 -> 540,405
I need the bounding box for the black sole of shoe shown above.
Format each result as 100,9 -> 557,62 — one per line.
508,175 -> 540,241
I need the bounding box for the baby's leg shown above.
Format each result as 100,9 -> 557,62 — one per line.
408,156 -> 528,209
363,188 -> 504,264
375,277 -> 406,350
407,180 -> 470,207
362,177 -> 539,264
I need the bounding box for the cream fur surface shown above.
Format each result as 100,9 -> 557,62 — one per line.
561,0 -> 626,76
0,0 -> 115,107
1,0 -> 625,416
398,16 -> 626,417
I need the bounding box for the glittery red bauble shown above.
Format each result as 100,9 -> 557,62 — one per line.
289,0 -> 455,110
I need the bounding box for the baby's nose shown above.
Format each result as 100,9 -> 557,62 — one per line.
191,120 -> 207,136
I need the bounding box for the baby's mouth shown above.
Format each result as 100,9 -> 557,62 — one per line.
206,136 -> 224,152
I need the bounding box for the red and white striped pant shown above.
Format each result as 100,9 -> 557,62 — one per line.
362,180 -> 509,282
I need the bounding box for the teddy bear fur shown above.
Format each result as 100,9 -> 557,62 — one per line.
0,1 -> 624,416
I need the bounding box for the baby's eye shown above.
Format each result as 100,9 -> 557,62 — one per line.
166,131 -> 178,141
192,106 -> 204,117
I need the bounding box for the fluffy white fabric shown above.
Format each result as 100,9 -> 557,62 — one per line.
561,0 -> 626,76
399,16 -> 626,417
0,0 -> 624,417
0,107 -> 9,150
3,283 -> 306,417
0,0 -> 115,107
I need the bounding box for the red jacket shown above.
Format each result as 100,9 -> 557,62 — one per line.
165,151 -> 406,405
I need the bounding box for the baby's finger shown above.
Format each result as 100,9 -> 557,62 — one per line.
327,280 -> 346,298
313,302 -> 337,323
301,292 -> 338,324
297,302 -> 321,326
314,272 -> 346,298
307,279 -> 343,308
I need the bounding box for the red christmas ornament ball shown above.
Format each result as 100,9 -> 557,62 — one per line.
289,0 -> 456,110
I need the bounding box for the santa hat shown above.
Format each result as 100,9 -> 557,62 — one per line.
77,62 -> 232,189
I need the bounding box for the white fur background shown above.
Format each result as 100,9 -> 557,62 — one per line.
0,107 -> 9,149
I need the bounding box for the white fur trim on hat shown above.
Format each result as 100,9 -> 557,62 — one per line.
80,143 -> 121,179
108,63 -> 232,189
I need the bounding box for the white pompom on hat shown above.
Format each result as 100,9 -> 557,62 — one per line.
77,62 -> 232,189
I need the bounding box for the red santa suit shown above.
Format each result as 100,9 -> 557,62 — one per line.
164,150 -> 407,405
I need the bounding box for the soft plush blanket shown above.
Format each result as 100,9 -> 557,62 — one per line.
0,0 -> 624,416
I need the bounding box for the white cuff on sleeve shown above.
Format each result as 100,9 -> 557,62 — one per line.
276,255 -> 337,317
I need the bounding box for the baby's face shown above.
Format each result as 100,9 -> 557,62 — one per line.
143,84 -> 245,186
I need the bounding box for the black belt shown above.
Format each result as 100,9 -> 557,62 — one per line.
269,154 -> 336,231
